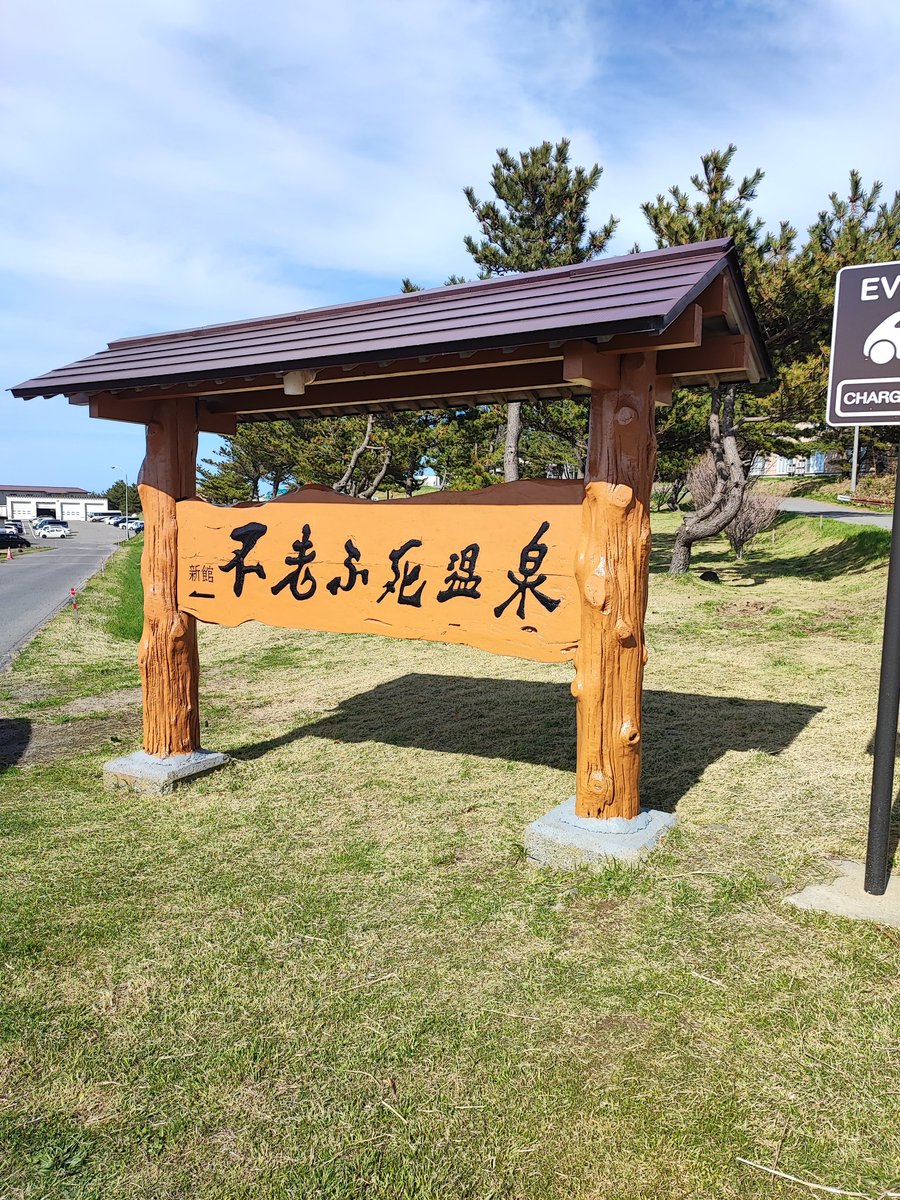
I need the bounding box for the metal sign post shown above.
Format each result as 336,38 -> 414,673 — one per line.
827,260 -> 900,895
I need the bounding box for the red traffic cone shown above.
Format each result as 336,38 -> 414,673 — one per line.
5,546 -> 11,562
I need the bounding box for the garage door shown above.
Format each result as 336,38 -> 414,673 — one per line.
9,501 -> 31,519
61,502 -> 82,520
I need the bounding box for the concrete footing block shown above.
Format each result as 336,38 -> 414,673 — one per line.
785,859 -> 900,928
525,797 -> 676,869
103,748 -> 229,793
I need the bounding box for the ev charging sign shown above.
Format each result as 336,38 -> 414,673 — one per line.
828,261 -> 900,426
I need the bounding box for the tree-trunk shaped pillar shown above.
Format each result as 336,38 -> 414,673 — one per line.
137,398 -> 201,757
572,352 -> 657,819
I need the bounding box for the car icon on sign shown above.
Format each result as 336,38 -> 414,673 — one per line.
864,311 -> 900,365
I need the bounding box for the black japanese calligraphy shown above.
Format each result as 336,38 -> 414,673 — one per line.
219,522 -> 267,597
436,543 -> 482,602
377,539 -> 425,608
494,521 -> 561,620
326,539 -> 369,595
271,524 -> 317,601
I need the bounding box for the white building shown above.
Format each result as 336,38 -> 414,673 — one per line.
0,485 -> 107,522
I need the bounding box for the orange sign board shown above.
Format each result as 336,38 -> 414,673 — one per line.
176,480 -> 583,662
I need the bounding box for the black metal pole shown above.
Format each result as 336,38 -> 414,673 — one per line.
865,464 -> 900,895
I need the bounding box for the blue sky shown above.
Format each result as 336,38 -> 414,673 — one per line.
3,0 -> 898,494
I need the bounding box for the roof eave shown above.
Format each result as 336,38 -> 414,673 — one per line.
12,314 -> 670,401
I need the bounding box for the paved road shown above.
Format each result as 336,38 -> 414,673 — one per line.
779,495 -> 893,530
0,521 -> 126,669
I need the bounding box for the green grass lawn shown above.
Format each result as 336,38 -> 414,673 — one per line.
2,514 -> 900,1198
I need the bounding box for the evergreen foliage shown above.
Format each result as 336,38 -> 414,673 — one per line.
464,139 -> 618,275
106,478 -> 140,515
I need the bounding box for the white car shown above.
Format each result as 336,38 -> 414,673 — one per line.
38,524 -> 71,538
864,311 -> 900,366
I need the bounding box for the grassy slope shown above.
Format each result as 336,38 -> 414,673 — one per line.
757,476 -> 895,510
1,515 -> 899,1199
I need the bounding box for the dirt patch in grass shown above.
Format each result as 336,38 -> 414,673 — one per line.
0,710 -> 141,765
717,599 -> 772,617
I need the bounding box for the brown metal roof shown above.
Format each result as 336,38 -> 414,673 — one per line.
11,239 -> 770,404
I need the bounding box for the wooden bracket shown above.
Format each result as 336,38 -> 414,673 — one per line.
86,394 -> 236,435
698,273 -> 731,320
197,403 -> 238,435
89,395 -> 156,424
600,304 -> 703,355
654,376 -> 674,408
562,342 -> 621,389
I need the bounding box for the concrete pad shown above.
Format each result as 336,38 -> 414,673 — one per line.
103,748 -> 229,793
785,859 -> 900,928
525,796 -> 676,869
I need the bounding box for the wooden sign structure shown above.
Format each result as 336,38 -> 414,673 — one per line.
12,239 -> 771,823
177,480 -> 583,662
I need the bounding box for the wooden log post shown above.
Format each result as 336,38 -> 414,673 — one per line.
137,398 -> 201,756
572,352 -> 658,819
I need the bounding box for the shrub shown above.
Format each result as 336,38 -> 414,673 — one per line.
725,488 -> 779,558
686,452 -> 779,559
855,473 -> 896,504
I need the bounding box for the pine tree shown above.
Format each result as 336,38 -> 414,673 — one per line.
463,139 -> 618,480
641,146 -> 781,572
643,150 -> 900,571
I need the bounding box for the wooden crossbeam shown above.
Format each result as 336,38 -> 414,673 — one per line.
205,360 -> 570,414
656,334 -> 746,378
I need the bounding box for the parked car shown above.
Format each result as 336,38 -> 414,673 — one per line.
90,511 -> 122,522
0,532 -> 31,549
37,525 -> 71,539
123,519 -> 144,531
2,520 -> 24,535
106,515 -> 126,525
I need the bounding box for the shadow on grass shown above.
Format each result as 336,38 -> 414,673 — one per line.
0,718 -> 31,773
231,675 -> 821,814
651,515 -> 891,585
